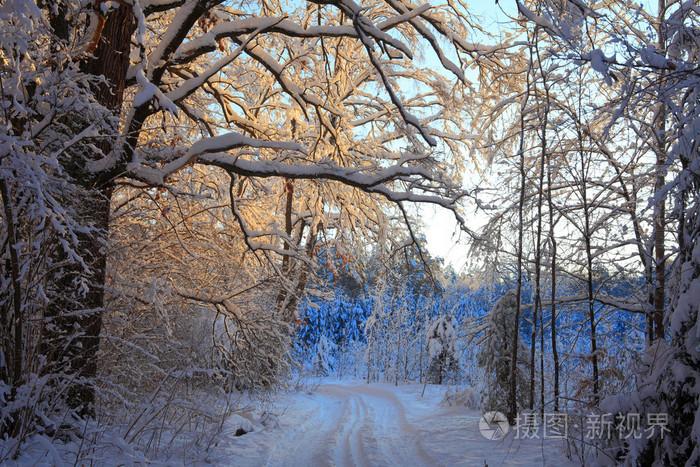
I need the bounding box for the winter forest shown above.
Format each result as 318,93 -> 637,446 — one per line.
1,0 -> 699,465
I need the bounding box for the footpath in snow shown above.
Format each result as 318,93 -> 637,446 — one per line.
225,381 -> 575,467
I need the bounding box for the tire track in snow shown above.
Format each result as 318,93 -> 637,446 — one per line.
322,383 -> 437,467
262,383 -> 438,467
248,382 -> 574,467
348,384 -> 436,466
263,390 -> 345,466
336,394 -> 370,466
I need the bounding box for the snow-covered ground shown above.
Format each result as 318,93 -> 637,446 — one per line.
2,380 -> 576,465
224,381 -> 575,467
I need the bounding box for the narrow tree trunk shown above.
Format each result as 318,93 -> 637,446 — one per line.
395,327 -> 401,386
0,180 -> 22,385
547,157 -> 559,412
508,48 -> 532,424
529,75 -> 547,413
572,69 -> 600,405
419,330 -> 424,384
652,0 -> 667,341
580,141 -> 600,405
529,288 -> 537,410
278,221 -> 318,327
275,179 -> 296,320
534,35 -> 549,418
646,288 -> 655,346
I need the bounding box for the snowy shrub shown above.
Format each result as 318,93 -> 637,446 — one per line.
0,374 -> 76,461
477,291 -> 529,413
312,335 -> 337,376
213,305 -> 292,391
426,316 -> 459,385
335,340 -> 367,380
441,386 -> 480,409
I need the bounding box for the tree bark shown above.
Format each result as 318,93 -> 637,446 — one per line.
0,180 -> 22,386
43,4 -> 136,417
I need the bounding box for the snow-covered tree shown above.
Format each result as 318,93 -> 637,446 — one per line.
477,291 -> 528,413
510,0 -> 700,463
426,315 -> 458,385
1,0 -> 488,432
312,335 -> 337,377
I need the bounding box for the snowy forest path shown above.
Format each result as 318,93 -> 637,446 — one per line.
260,382 -> 436,467
228,381 -> 574,467
321,383 -> 436,467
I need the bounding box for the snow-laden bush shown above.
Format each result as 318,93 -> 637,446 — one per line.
477,291 -> 529,413
214,304 -> 292,391
441,386 -> 479,409
426,316 -> 459,384
312,335 -> 337,376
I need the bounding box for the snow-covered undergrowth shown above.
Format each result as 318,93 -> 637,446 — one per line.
2,376 -> 576,466
0,387 -> 276,465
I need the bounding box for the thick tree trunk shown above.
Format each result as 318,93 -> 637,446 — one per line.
81,6 -> 136,115
0,180 -> 22,386
0,180 -> 24,439
43,4 -> 135,417
43,191 -> 112,415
